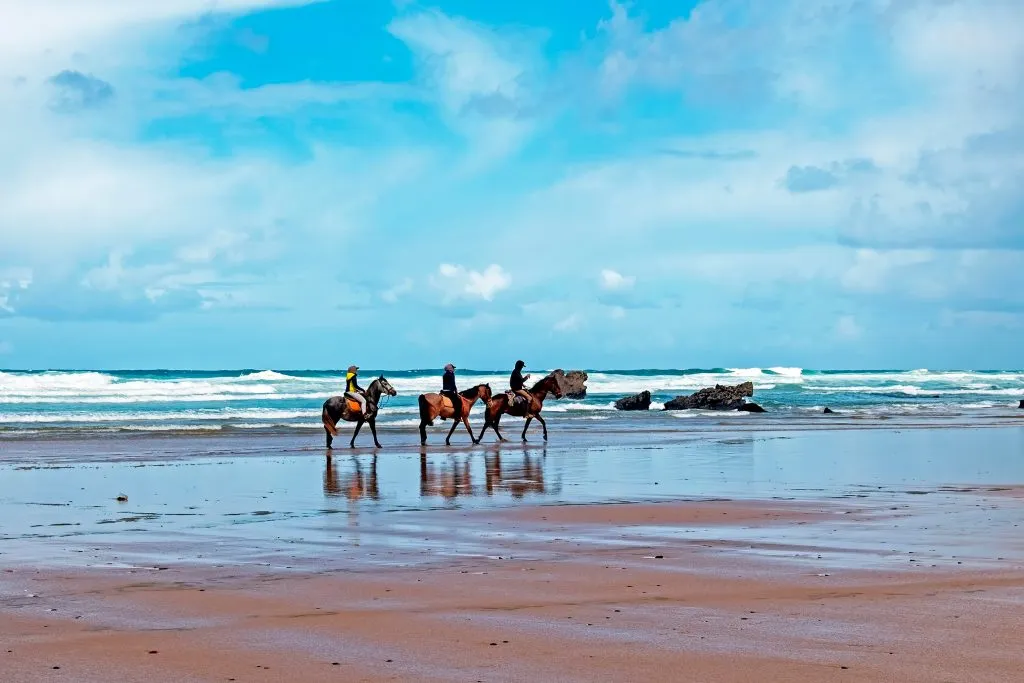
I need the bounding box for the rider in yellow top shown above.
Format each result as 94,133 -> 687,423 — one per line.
345,365 -> 368,417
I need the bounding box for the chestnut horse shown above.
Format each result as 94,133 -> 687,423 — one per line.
477,372 -> 564,442
321,376 -> 397,449
418,383 -> 493,446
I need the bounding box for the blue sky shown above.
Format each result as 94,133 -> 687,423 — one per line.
1,0 -> 1023,370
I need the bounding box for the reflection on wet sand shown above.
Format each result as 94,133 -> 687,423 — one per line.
485,452 -> 545,498
419,450 -> 547,500
323,448 -> 549,502
323,453 -> 379,501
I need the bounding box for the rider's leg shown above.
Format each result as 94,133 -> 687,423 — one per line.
449,391 -> 462,420
347,392 -> 368,417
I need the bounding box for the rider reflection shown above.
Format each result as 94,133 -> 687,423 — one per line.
323,454 -> 379,501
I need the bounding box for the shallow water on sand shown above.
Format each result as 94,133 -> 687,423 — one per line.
2,426 -> 1024,570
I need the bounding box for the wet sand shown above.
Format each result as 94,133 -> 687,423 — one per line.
2,425 -> 1024,681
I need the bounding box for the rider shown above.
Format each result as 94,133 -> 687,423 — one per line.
441,363 -> 462,420
508,360 -> 532,408
345,365 -> 369,418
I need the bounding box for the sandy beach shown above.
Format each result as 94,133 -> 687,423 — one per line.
3,425 -> 1024,681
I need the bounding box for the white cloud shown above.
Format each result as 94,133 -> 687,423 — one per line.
381,277 -> 414,303
834,315 -> 862,341
0,268 -> 33,314
0,0 -> 321,66
600,269 -> 635,290
387,9 -> 542,166
553,313 -> 582,332
839,250 -> 934,294
433,263 -> 511,301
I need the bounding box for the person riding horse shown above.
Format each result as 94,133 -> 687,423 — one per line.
440,363 -> 462,420
345,365 -> 369,417
508,360 -> 532,408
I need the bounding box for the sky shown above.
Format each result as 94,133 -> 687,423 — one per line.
1,0 -> 1023,370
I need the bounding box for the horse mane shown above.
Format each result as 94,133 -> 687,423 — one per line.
459,386 -> 479,398
529,373 -> 554,393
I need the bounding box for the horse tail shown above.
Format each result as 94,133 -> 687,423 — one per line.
322,403 -> 338,436
418,393 -> 432,424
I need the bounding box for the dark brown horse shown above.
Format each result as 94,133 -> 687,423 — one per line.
477,371 -> 564,442
321,376 -> 397,449
418,383 -> 493,445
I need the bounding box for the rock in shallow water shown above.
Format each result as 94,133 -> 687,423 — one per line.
1019,400 -> 1024,409
823,407 -> 835,414
736,402 -> 766,413
663,382 -> 754,411
615,391 -> 651,411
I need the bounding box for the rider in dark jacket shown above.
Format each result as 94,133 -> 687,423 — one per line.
509,360 -> 531,407
441,363 -> 462,419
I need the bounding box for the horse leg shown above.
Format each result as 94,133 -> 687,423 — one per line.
369,419 -> 382,449
350,419 -> 364,448
420,420 -> 428,445
445,419 -> 458,446
494,414 -> 507,442
325,426 -> 333,449
463,416 -> 476,444
535,414 -> 548,441
522,416 -> 533,442
477,419 -> 489,443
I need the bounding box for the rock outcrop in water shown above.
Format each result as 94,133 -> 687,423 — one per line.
737,402 -> 766,413
823,407 -> 835,414
1019,400 -> 1024,409
663,382 -> 755,411
615,391 -> 651,411
562,370 -> 588,399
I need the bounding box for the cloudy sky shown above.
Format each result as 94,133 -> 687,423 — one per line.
1,0 -> 1022,370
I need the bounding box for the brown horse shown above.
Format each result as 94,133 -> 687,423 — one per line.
321,376 -> 397,449
477,371 -> 564,442
418,383 -> 493,445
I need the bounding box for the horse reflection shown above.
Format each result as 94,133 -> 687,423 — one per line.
418,449 -> 546,500
484,451 -> 545,498
324,454 -> 379,501
419,453 -> 473,500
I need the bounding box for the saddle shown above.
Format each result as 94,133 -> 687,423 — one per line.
346,399 -> 362,413
506,391 -> 529,408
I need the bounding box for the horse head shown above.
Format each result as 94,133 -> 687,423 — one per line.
479,383 -> 493,404
376,375 -> 398,397
547,372 -> 565,399
531,373 -> 564,399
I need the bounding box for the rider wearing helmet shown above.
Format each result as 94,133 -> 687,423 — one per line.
441,363 -> 462,420
345,365 -> 369,417
508,360 -> 532,408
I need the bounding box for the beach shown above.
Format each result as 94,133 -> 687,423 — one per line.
3,422 -> 1024,681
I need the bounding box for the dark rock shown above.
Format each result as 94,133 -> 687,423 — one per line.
615,391 -> 651,411
737,402 -> 766,413
823,407 -> 835,414
562,370 -> 588,399
663,382 -> 754,411
1019,400 -> 1024,409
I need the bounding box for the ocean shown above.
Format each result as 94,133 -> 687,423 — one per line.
1,368 -> 1022,436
